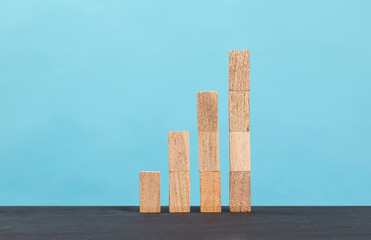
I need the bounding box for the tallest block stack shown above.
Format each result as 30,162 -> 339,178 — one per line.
229,51 -> 251,212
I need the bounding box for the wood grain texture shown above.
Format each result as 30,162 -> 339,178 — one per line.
139,172 -> 161,213
198,131 -> 220,172
197,91 -> 218,132
200,172 -> 221,213
229,171 -> 251,212
168,131 -> 190,172
229,50 -> 250,91
229,91 -> 250,131
229,132 -> 251,171
169,172 -> 190,213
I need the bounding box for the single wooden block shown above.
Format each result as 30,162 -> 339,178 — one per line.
229,50 -> 250,91
168,131 -> 190,172
197,91 -> 218,132
229,132 -> 251,171
198,131 -> 220,172
229,171 -> 251,212
200,172 -> 221,212
229,91 -> 250,131
139,171 -> 161,213
169,172 -> 190,213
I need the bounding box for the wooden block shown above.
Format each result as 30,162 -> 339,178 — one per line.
169,172 -> 190,213
200,172 -> 221,212
229,50 -> 250,91
197,91 -> 218,132
198,131 -> 220,172
229,91 -> 250,131
139,171 -> 161,213
229,132 -> 251,171
168,131 -> 190,172
229,171 -> 251,212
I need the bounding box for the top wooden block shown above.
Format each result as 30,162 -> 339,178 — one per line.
168,131 -> 190,172
197,91 -> 218,132
229,50 -> 250,91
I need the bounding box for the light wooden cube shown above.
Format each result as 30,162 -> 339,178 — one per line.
200,172 -> 221,213
169,172 -> 190,213
229,171 -> 251,212
197,91 -> 218,132
139,171 -> 161,213
229,132 -> 251,171
198,131 -> 220,172
229,50 -> 250,91
229,91 -> 250,131
168,131 -> 190,172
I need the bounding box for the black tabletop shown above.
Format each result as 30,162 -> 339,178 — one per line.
0,206 -> 370,240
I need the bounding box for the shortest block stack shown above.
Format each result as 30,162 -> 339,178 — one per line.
229,50 -> 251,212
139,171 -> 161,213
168,131 -> 191,213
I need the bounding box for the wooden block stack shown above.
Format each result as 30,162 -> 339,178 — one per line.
197,91 -> 221,213
229,50 -> 251,212
168,131 -> 191,213
139,51 -> 253,214
139,171 -> 161,213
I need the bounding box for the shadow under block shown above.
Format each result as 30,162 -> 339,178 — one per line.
168,131 -> 190,172
197,91 -> 218,132
198,131 -> 220,172
169,172 -> 190,213
229,171 -> 251,212
229,50 -> 250,91
229,132 -> 251,171
200,172 -> 221,213
229,91 -> 250,132
139,172 -> 161,213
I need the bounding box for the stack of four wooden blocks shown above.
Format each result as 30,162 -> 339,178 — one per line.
229,50 -> 251,212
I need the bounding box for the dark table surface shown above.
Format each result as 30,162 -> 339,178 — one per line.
0,206 -> 370,240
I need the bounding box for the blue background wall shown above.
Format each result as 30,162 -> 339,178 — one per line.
1,0 -> 370,206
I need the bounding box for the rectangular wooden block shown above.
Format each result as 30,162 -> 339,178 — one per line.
139,171 -> 161,213
229,50 -> 250,91
197,91 -> 218,132
229,91 -> 250,131
200,172 -> 221,212
229,171 -> 251,212
169,172 -> 190,213
198,131 -> 220,172
168,131 -> 190,172
229,132 -> 251,171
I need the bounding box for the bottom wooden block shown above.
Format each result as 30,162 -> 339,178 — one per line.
139,171 -> 161,213
229,171 -> 251,212
169,172 -> 190,213
200,172 -> 221,213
